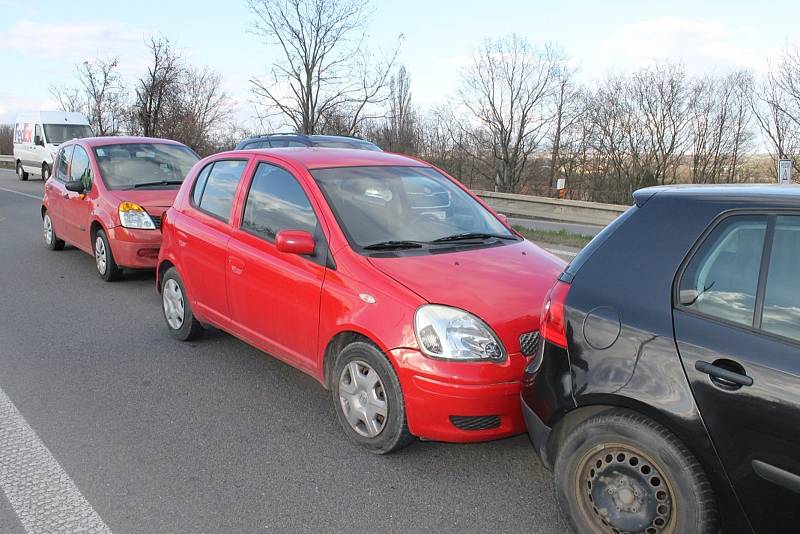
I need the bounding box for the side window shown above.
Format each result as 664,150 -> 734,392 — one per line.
761,216 -> 800,342
243,141 -> 270,149
241,162 -> 318,240
193,160 -> 247,221
192,163 -> 214,206
35,124 -> 43,143
70,146 -> 92,190
678,215 -> 768,327
56,146 -> 74,182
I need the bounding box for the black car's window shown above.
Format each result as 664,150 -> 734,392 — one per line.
244,141 -> 270,149
193,160 -> 247,221
761,216 -> 800,341
241,163 -> 317,240
269,139 -> 307,148
679,215 -> 768,327
70,145 -> 92,190
56,146 -> 74,182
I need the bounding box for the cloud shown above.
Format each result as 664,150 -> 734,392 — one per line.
595,17 -> 763,74
1,20 -> 143,62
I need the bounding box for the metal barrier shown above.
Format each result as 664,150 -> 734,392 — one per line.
474,190 -> 629,226
0,155 -> 13,163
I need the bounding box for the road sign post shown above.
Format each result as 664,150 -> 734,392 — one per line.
779,159 -> 792,185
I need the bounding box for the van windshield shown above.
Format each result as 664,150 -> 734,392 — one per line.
43,124 -> 93,144
93,143 -> 199,190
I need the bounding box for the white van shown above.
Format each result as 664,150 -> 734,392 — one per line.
13,111 -> 93,181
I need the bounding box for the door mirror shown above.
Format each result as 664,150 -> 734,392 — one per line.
34,135 -> 44,147
275,230 -> 315,255
497,213 -> 510,226
65,180 -> 85,194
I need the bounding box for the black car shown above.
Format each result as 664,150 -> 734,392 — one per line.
234,133 -> 381,151
521,185 -> 800,534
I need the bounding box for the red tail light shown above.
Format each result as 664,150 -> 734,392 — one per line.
541,281 -> 570,349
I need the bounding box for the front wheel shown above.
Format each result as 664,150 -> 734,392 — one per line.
41,163 -> 51,181
331,341 -> 414,454
94,229 -> 123,281
16,161 -> 28,181
553,409 -> 718,534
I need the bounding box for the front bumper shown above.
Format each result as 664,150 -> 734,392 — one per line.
106,226 -> 162,269
389,348 -> 530,443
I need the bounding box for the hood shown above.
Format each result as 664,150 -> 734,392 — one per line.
110,189 -> 179,216
368,240 -> 566,355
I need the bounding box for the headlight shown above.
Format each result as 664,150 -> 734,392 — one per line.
119,201 -> 155,230
414,304 -> 505,361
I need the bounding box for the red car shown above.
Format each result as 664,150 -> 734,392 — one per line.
41,137 -> 199,280
157,148 -> 565,453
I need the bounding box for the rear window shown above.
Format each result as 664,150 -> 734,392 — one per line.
561,206 -> 637,282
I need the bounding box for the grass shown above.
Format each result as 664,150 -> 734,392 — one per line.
512,225 -> 593,249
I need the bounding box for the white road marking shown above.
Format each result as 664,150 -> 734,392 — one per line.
0,386 -> 112,534
0,187 -> 41,201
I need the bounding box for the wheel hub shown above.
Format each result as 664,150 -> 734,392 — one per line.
338,360 -> 387,438
580,447 -> 673,533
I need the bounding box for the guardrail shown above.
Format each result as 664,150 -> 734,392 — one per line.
0,155 -> 12,163
475,190 -> 629,227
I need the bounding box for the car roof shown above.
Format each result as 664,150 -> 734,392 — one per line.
231,147 -> 428,169
74,136 -> 188,148
634,184 -> 800,207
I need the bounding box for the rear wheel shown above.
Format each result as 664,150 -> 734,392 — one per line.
41,163 -> 50,181
161,267 -> 203,341
43,211 -> 64,251
331,341 -> 414,454
16,161 -> 28,181
553,409 -> 717,534
94,229 -> 122,281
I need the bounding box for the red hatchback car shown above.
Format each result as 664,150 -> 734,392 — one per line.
41,137 -> 198,280
157,148 -> 565,453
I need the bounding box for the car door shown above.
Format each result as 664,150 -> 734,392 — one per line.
673,213 -> 800,533
60,145 -> 94,251
45,145 -> 74,238
175,158 -> 249,328
227,160 -> 329,372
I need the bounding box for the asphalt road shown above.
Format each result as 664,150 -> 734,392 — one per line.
0,168 -> 568,533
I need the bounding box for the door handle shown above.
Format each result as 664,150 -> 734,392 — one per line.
695,360 -> 753,388
228,256 -> 245,275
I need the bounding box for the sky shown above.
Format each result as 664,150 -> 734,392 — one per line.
1,0 -> 799,127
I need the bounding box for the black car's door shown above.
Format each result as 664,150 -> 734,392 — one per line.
673,213 -> 800,532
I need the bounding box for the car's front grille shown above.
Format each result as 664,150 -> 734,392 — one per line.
449,415 -> 501,431
151,215 -> 162,230
519,331 -> 540,356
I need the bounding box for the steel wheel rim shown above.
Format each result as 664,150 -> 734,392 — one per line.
43,215 -> 53,245
163,279 -> 185,330
575,443 -> 676,534
94,236 -> 107,275
338,360 -> 388,438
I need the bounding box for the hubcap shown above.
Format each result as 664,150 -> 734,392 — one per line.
338,360 -> 388,438
163,279 -> 185,330
577,445 -> 674,534
43,215 -> 53,245
94,236 -> 107,275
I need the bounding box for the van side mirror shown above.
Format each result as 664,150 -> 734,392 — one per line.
276,230 -> 315,255
65,180 -> 85,194
34,135 -> 44,147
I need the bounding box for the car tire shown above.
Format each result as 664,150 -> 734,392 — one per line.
161,267 -> 204,341
43,211 -> 65,251
331,341 -> 414,454
553,409 -> 717,534
94,229 -> 123,281
42,163 -> 50,181
16,161 -> 28,181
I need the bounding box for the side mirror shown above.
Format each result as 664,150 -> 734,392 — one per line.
497,213 -> 510,226
65,180 -> 85,194
34,135 -> 44,147
276,230 -> 315,255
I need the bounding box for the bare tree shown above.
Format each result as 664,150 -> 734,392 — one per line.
75,57 -> 127,135
0,124 -> 13,155
48,84 -> 85,114
547,62 -> 580,191
248,0 -> 398,135
134,37 -> 183,137
459,35 -> 561,193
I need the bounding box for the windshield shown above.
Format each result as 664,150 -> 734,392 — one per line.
43,124 -> 93,144
312,166 -> 515,251
93,143 -> 199,190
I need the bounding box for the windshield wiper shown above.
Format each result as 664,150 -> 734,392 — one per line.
132,180 -> 183,188
363,240 -> 424,250
430,232 -> 516,243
